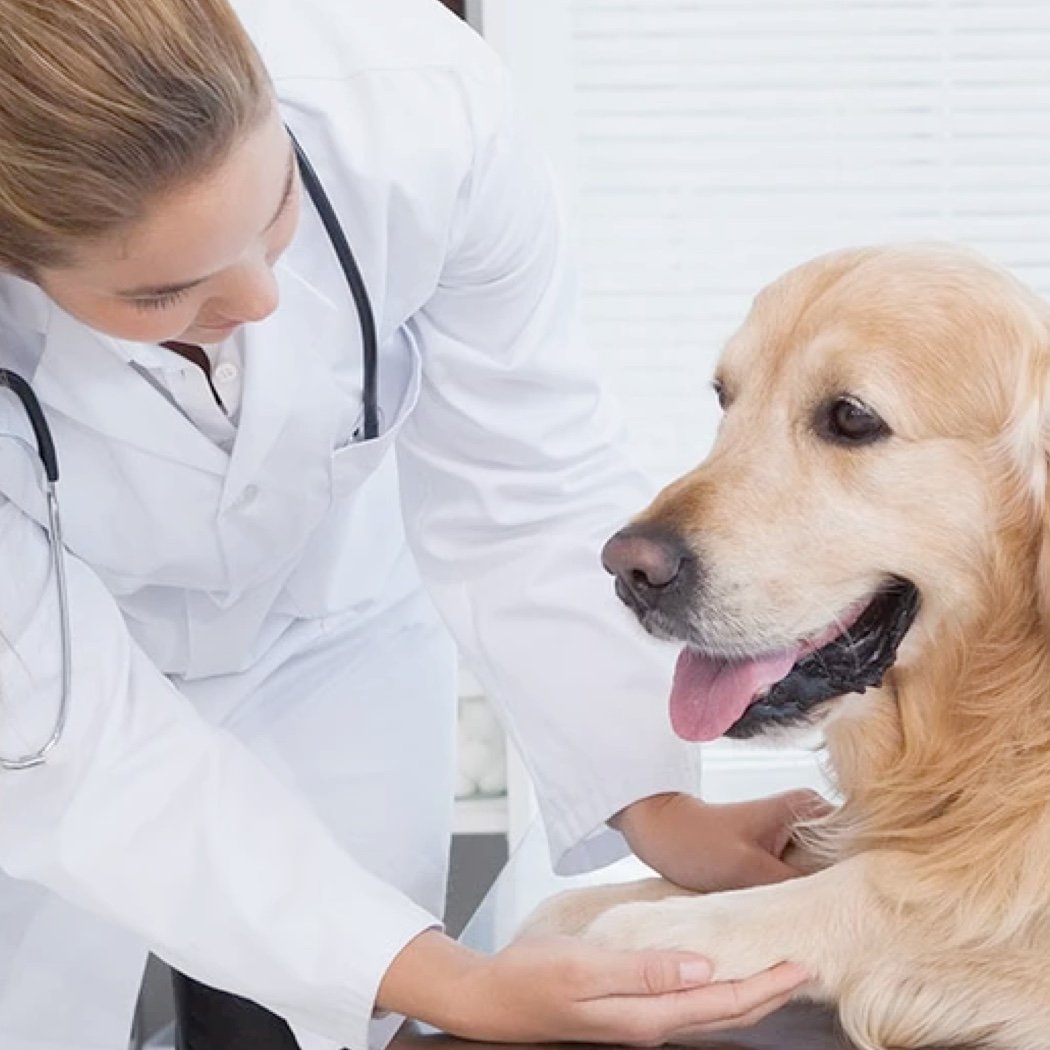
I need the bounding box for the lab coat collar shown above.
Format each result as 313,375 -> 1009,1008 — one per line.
219,258 -> 340,508
31,257 -> 341,488
35,304 -> 231,475
104,334 -> 181,372
0,276 -> 53,381
0,274 -> 50,339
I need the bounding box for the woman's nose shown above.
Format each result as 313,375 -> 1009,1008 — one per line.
214,262 -> 280,323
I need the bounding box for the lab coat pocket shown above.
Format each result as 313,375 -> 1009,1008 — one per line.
280,331 -> 424,619
329,327 -> 422,495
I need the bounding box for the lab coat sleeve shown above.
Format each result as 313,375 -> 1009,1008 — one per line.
0,498 -> 437,1050
396,63 -> 701,875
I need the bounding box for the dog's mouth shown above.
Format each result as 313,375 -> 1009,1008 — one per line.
670,579 -> 921,742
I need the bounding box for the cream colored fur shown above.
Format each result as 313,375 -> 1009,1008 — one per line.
522,245 -> 1050,1050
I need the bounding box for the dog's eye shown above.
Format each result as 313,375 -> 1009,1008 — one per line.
711,379 -> 729,411
819,396 -> 890,445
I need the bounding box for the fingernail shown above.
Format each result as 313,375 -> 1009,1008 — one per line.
679,959 -> 713,984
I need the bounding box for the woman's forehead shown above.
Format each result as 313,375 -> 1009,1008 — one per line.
62,108 -> 291,292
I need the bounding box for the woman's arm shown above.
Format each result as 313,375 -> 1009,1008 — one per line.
379,927 -> 808,1044
0,498 -> 436,1049
396,55 -> 698,875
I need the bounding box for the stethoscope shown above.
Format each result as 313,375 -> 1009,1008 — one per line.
0,369 -> 70,770
0,130 -> 379,770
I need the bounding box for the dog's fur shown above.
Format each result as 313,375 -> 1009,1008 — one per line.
523,245 -> 1050,1049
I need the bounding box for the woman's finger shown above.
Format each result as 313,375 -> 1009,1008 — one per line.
579,960 -> 809,1042
668,988 -> 797,1041
580,945 -> 715,999
671,961 -> 809,1025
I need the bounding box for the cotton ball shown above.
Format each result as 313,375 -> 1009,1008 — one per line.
456,694 -> 507,798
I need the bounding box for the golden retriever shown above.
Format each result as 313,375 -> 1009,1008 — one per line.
524,244 -> 1050,1049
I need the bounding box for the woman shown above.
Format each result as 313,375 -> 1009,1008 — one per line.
0,1 -> 811,1048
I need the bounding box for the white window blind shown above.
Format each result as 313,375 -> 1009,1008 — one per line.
482,0 -> 1050,801
567,0 -> 1050,479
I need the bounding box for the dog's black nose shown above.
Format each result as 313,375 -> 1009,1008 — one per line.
601,525 -> 696,614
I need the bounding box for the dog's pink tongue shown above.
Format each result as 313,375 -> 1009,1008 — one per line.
670,647 -> 801,742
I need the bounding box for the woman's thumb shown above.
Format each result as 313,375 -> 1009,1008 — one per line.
606,951 -> 713,997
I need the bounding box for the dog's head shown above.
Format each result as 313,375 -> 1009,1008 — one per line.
605,244 -> 1050,744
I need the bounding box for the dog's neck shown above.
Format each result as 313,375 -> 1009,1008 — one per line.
818,554 -> 1050,918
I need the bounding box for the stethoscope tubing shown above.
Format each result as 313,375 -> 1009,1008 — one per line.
289,129 -> 380,441
0,370 -> 69,770
0,130 -> 381,770
0,369 -> 58,482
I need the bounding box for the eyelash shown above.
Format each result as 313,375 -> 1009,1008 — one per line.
127,171 -> 297,314
132,288 -> 192,312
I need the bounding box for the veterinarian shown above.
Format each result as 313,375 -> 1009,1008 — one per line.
0,1 -> 811,1048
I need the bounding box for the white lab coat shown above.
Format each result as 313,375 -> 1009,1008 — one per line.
0,1 -> 696,1048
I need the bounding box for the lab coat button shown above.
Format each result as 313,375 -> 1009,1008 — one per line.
235,484 -> 259,509
213,363 -> 239,384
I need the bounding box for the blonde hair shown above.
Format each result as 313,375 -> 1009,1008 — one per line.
0,0 -> 271,275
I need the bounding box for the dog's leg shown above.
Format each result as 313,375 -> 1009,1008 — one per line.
575,856 -> 1047,1049
518,877 -> 691,939
520,857 -> 1049,1048
579,857 -> 881,1004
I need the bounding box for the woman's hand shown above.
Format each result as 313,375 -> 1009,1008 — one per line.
611,790 -> 830,892
378,929 -> 809,1045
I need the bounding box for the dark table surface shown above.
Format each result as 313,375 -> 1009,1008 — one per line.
392,1002 -> 858,1050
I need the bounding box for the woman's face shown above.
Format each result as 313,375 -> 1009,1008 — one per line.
36,104 -> 301,346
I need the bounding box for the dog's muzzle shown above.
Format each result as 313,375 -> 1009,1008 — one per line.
602,523 -> 921,741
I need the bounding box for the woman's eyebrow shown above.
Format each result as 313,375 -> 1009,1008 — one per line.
116,145 -> 297,299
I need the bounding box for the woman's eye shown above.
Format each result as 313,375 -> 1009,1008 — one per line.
711,379 -> 729,411
131,288 -> 191,312
818,395 -> 890,445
